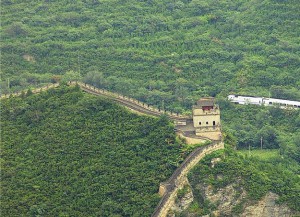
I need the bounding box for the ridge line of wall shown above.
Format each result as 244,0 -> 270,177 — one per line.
0,83 -> 60,99
72,81 -> 190,120
0,81 -> 190,119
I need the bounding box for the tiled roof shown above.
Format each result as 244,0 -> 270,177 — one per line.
197,97 -> 214,107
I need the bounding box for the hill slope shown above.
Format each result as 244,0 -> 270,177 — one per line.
1,86 -> 183,216
1,0 -> 300,110
177,149 -> 300,216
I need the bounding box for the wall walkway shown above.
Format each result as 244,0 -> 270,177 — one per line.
0,82 -> 189,121
0,83 -> 59,99
69,81 -> 190,122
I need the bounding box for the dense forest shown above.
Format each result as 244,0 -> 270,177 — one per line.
1,86 -> 299,216
1,0 -> 299,152
1,0 -> 300,215
1,86 -> 185,216
1,0 -> 300,113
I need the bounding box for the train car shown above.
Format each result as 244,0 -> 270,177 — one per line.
228,95 -> 300,109
227,95 -> 263,105
263,98 -> 300,108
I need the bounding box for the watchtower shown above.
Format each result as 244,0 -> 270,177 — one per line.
192,97 -> 221,140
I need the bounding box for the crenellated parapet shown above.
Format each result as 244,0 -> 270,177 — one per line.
69,81 -> 191,122
1,81 -> 191,123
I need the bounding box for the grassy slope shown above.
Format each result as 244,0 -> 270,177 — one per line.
237,149 -> 280,160
1,86 -> 183,216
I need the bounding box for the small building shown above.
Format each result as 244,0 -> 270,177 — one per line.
192,97 -> 221,140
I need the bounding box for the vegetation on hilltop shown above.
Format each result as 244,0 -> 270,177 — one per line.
219,98 -> 300,163
1,0 -> 300,113
184,99 -> 300,215
1,86 -> 184,216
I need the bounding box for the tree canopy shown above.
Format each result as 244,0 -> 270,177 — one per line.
1,86 -> 184,216
1,0 -> 299,111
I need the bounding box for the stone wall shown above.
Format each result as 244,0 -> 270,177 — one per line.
0,83 -> 59,99
70,81 -> 191,121
152,140 -> 224,217
1,81 -> 191,122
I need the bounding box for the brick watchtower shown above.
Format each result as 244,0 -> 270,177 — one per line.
192,97 -> 222,140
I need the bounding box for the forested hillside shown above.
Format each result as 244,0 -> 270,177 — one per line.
1,0 -> 300,112
219,99 -> 300,162
1,1 -> 300,215
185,149 -> 300,216
1,86 -> 184,216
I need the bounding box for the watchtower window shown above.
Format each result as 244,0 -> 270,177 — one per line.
213,121 -> 216,126
206,121 -> 208,125
199,122 -> 201,125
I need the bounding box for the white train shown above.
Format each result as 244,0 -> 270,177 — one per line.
228,95 -> 300,109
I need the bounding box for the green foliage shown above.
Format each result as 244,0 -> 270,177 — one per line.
220,101 -> 300,151
0,86 -> 183,216
270,86 -> 300,101
177,185 -> 190,200
1,0 -> 300,214
238,149 -> 280,161
187,201 -> 204,215
26,88 -> 33,96
5,22 -> 28,37
279,132 -> 300,163
231,201 -> 245,215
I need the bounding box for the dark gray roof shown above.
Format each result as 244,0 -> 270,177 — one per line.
197,97 -> 215,107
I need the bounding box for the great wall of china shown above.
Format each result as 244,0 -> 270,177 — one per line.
73,81 -> 191,122
152,140 -> 224,217
1,82 -> 224,217
1,82 -> 189,122
0,83 -> 60,99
